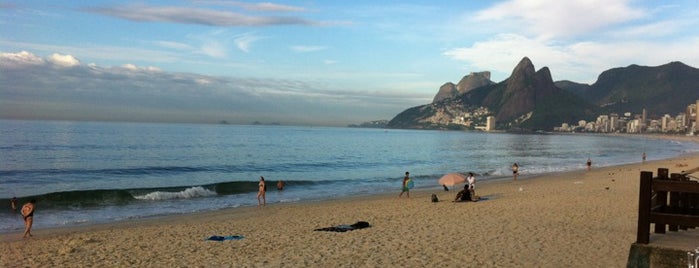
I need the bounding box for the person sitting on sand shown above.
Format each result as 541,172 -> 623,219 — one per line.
453,185 -> 471,202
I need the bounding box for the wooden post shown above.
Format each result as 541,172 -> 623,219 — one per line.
655,168 -> 669,234
637,171 -> 653,244
669,173 -> 680,231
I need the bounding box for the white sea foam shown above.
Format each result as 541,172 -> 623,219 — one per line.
134,186 -> 217,200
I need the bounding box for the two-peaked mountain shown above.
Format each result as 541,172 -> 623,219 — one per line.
386,58 -> 699,131
387,57 -> 596,131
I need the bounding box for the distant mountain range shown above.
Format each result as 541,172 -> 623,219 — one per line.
386,57 -> 699,131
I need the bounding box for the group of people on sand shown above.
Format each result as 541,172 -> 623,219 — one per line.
9,197 -> 36,238
256,176 -> 286,206
453,172 -> 478,202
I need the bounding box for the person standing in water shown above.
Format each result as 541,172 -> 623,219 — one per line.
277,180 -> 285,191
586,158 -> 592,171
257,176 -> 266,206
21,199 -> 36,238
399,171 -> 410,198
10,197 -> 17,213
512,163 -> 519,181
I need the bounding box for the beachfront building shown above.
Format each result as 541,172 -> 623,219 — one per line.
596,115 -> 610,132
486,116 -> 496,131
627,119 -> 641,133
553,99 -> 699,135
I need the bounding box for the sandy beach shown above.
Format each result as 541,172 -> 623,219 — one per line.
3,136 -> 699,267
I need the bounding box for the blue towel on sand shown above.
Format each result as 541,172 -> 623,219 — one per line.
207,235 -> 244,241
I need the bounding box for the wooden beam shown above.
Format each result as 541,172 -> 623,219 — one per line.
652,180 -> 699,193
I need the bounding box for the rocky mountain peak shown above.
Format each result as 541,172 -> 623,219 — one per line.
433,71 -> 493,103
510,57 -> 535,78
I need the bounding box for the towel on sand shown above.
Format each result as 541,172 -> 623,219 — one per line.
314,221 -> 371,232
206,235 -> 244,241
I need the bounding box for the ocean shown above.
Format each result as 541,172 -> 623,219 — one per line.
1,119 -> 697,233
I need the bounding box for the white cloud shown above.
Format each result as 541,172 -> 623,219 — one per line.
121,63 -> 161,72
201,40 -> 227,57
291,45 -> 327,53
234,33 -> 262,53
86,4 -> 322,27
48,53 -> 80,67
0,51 -> 45,67
475,0 -> 645,38
152,40 -> 195,51
191,0 -> 309,12
443,34 -> 699,83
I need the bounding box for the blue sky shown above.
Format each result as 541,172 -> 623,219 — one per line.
1,0 -> 698,126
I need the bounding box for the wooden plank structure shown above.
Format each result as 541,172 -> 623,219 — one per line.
636,168 -> 699,244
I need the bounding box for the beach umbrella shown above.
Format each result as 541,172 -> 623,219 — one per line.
438,173 -> 466,186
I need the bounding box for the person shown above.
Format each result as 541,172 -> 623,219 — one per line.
257,176 -> 266,206
10,197 -> 17,213
467,172 -> 476,197
642,152 -> 646,162
512,163 -> 519,181
277,180 -> 285,191
453,184 -> 471,202
586,158 -> 592,171
21,199 -> 36,238
398,171 -> 410,198
442,185 -> 449,191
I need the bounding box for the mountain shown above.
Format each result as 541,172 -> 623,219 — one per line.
433,71 -> 494,103
387,57 -> 597,131
559,62 -> 699,118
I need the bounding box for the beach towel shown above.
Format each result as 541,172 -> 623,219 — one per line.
314,221 -> 371,232
206,235 -> 245,241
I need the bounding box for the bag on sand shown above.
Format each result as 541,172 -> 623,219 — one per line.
431,193 -> 439,202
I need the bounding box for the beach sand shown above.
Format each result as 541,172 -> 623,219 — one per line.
3,138 -> 699,267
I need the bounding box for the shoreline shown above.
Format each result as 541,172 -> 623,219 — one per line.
3,151 -> 699,266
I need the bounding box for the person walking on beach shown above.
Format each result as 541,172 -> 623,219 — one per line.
399,171 -> 410,198
586,158 -> 592,171
642,152 -> 646,162
257,176 -> 266,206
21,199 -> 36,238
10,196 -> 17,213
512,163 -> 519,181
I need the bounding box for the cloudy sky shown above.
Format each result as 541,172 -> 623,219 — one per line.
1,0 -> 698,126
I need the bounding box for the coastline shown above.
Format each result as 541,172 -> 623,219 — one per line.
3,137 -> 699,266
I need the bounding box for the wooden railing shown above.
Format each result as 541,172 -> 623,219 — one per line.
636,168 -> 699,244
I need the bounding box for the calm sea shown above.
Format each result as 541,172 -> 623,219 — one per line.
1,119 -> 697,233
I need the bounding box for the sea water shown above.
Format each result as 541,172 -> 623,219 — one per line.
1,119 -> 697,233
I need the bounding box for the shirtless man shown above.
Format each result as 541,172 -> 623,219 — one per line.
21,199 -> 36,238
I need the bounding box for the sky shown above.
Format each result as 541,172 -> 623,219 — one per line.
1,0 -> 699,126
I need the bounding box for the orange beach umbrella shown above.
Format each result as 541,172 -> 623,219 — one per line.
438,173 -> 466,186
